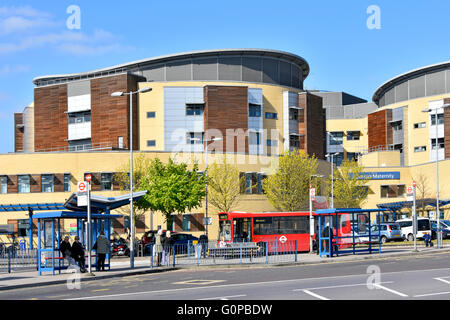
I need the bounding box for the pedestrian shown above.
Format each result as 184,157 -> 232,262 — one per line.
163,230 -> 174,260
94,231 -> 109,271
60,236 -> 73,265
313,226 -> 320,255
423,233 -> 433,247
154,229 -> 163,266
199,233 -> 208,258
71,236 -> 86,273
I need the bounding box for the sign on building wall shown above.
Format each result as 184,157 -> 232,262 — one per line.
355,172 -> 401,180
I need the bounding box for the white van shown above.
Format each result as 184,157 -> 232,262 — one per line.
396,217 -> 431,241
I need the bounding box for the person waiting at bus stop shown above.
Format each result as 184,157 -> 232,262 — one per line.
322,222 -> 334,257
93,231 -> 109,271
60,236 -> 73,265
71,236 -> 86,273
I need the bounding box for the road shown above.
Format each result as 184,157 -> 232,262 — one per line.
2,250 -> 450,300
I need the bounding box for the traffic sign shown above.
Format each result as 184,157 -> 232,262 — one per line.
310,188 -> 316,201
85,174 -> 92,182
279,236 -> 287,244
77,181 -> 87,193
407,185 -> 414,201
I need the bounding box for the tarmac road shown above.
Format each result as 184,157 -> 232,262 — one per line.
2,250 -> 450,300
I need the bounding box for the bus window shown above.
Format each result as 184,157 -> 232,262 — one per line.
219,220 -> 232,242
234,218 -> 252,242
253,217 -> 273,235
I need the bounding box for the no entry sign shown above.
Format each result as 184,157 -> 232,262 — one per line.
77,181 -> 87,193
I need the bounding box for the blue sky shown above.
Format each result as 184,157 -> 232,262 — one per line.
0,0 -> 449,153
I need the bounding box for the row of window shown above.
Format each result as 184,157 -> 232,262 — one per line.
0,173 -> 116,194
328,131 -> 361,145
68,112 -> 91,124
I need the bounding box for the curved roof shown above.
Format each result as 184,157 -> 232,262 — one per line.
33,48 -> 310,86
372,60 -> 450,104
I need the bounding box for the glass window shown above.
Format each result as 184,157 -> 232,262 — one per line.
414,122 -> 426,129
101,173 -> 113,191
431,113 -> 444,126
147,111 -> 156,118
347,131 -> 360,141
418,219 -> 430,231
414,146 -> 426,152
186,132 -> 204,145
267,140 -> 278,147
265,112 -> 278,119
0,176 -> 6,194
329,132 -> 343,145
68,112 -> 91,124
249,104 -> 261,117
186,104 -> 204,116
18,175 -> 30,193
182,215 -> 190,231
18,219 -> 30,237
257,173 -> 266,194
347,152 -> 358,161
391,121 -> 402,131
41,174 -> 54,193
64,174 -> 71,192
249,132 -> 260,145
431,138 -> 445,150
289,109 -> 298,120
147,140 -> 156,147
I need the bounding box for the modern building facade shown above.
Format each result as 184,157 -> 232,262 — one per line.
6,49 -> 331,244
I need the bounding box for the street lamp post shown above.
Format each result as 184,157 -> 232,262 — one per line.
309,174 -> 324,253
111,87 -> 152,268
325,152 -> 339,209
192,136 -> 222,238
422,103 -> 450,249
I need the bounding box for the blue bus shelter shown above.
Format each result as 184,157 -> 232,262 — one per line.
34,211 -> 122,275
316,208 -> 389,258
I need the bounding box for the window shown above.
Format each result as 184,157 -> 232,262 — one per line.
146,111 -> 156,118
414,146 -> 427,152
331,153 -> 344,167
265,112 -> 278,120
253,216 -> 309,235
431,113 -> 444,126
186,104 -> 204,116
347,152 -> 358,161
186,132 -> 204,145
267,140 -> 278,147
101,173 -> 113,191
18,175 -> 30,193
391,121 -> 403,131
249,132 -> 261,145
182,215 -> 190,231
41,174 -> 54,193
380,184 -> 406,198
68,139 -> 92,152
64,174 -> 71,192
147,140 -> 156,147
290,135 -> 300,148
431,138 -> 445,150
249,104 -> 261,117
329,132 -> 343,145
118,136 -> 124,149
0,176 -> 6,194
347,131 -> 360,141
289,109 -> 298,120
68,112 -> 91,124
414,122 -> 426,129
257,173 -> 266,194
18,219 -> 30,237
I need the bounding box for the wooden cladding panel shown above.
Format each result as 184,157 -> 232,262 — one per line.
204,86 -> 249,153
30,175 -> 41,193
54,174 -> 65,192
368,109 -> 392,149
14,113 -> 23,152
34,84 -> 68,151
299,92 -> 325,159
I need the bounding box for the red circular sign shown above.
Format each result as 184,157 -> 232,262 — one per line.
413,181 -> 416,187
78,182 -> 86,192
85,174 -> 92,182
279,236 -> 287,243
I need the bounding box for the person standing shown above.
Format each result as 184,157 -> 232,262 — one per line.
94,231 -> 109,271
163,231 -> 174,262
154,229 -> 163,266
71,236 -> 86,273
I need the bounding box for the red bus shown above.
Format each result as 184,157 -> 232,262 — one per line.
218,211 -> 352,252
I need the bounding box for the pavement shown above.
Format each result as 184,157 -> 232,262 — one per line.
0,245 -> 448,292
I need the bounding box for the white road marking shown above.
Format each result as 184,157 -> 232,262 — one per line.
434,277 -> 450,284
302,290 -> 330,300
198,294 -> 247,300
414,291 -> 450,298
293,281 -> 393,291
372,283 -> 408,297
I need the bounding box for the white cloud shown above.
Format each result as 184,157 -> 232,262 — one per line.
0,64 -> 30,76
0,6 -> 132,56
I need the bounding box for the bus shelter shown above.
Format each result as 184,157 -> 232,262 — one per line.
316,208 -> 389,258
34,211 -> 122,275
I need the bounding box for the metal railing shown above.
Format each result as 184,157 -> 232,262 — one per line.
147,240 -> 301,268
0,248 -> 38,273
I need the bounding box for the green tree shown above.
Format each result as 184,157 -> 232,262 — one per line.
330,160 -> 370,208
263,150 -> 318,211
139,157 -> 206,228
207,157 -> 246,212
